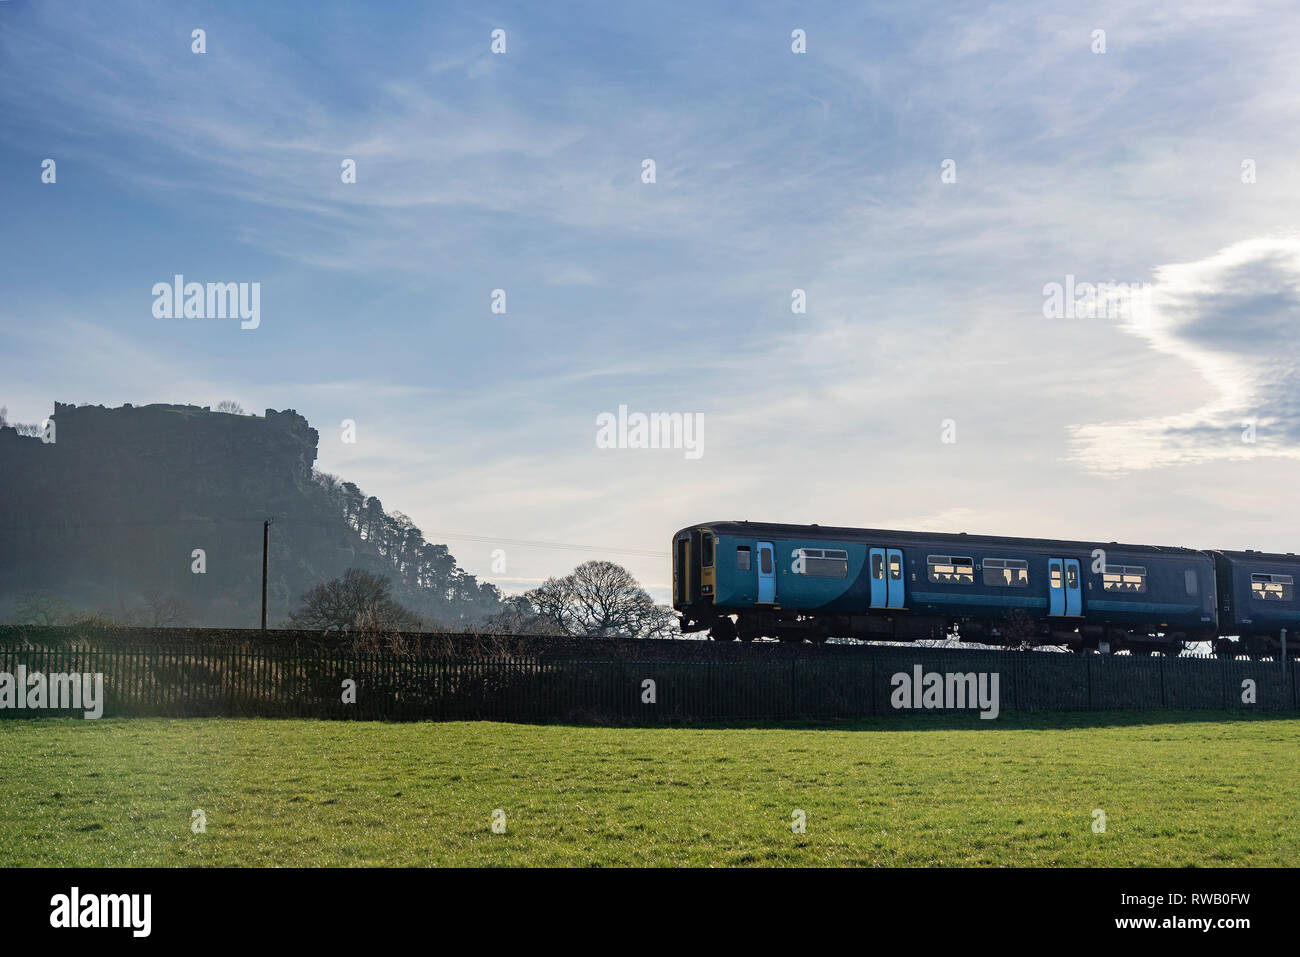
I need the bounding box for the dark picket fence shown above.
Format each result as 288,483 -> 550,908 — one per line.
1,642 -> 1297,721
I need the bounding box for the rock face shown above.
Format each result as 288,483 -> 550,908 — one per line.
0,403 -> 495,627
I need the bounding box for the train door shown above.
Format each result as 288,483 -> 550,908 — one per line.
757,542 -> 775,603
869,547 -> 906,609
1048,557 -> 1082,616
888,548 -> 905,608
1064,559 -> 1082,616
675,537 -> 689,605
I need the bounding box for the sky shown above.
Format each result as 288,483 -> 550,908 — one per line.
2,0 -> 1298,603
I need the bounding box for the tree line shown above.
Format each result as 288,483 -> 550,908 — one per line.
310,469 -> 504,623
288,560 -> 680,640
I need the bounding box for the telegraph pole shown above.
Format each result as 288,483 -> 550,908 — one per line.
261,518 -> 274,632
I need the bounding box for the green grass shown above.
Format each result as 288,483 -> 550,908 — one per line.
1,713 -> 1296,866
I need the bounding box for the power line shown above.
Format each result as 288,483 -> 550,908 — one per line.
0,516 -> 668,558
419,530 -> 666,559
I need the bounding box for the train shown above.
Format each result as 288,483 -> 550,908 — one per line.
672,521 -> 1300,657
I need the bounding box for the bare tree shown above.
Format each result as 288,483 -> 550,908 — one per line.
12,590 -> 72,626
481,595 -> 568,635
288,568 -> 422,633
517,561 -> 679,639
524,575 -> 577,633
135,589 -> 193,627
215,400 -> 246,414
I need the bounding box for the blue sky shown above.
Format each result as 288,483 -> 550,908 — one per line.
3,0 -> 1299,601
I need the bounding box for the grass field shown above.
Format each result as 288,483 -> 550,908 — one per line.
1,713 -> 1297,866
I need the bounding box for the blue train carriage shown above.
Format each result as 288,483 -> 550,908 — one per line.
1209,549 -> 1300,658
672,521 -> 1217,652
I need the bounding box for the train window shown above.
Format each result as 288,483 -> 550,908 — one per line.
701,533 -> 714,568
1251,574 -> 1294,601
1102,565 -> 1147,593
795,548 -> 847,579
983,558 -> 1029,587
871,552 -> 884,580
760,548 -> 773,575
1185,569 -> 1198,596
889,552 -> 902,580
928,555 -> 974,584
794,548 -> 849,578
736,546 -> 751,571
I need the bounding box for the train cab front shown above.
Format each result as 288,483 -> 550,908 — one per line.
672,524 -> 718,634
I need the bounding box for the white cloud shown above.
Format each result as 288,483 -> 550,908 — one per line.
1068,235 -> 1300,473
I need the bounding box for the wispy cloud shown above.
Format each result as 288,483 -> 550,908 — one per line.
1068,236 -> 1300,473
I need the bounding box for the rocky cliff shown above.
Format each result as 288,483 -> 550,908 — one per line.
0,403 -> 499,627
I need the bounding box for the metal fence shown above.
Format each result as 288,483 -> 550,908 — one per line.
1,642 -> 1297,721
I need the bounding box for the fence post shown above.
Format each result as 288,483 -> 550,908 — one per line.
1282,629 -> 1290,709
619,658 -> 627,721
1086,654 -> 1093,711
226,646 -> 236,716
789,658 -> 796,718
1159,655 -> 1166,709
870,656 -> 876,716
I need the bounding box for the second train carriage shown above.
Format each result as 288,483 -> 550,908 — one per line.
671,521 -> 1273,654
1209,549 -> 1300,657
